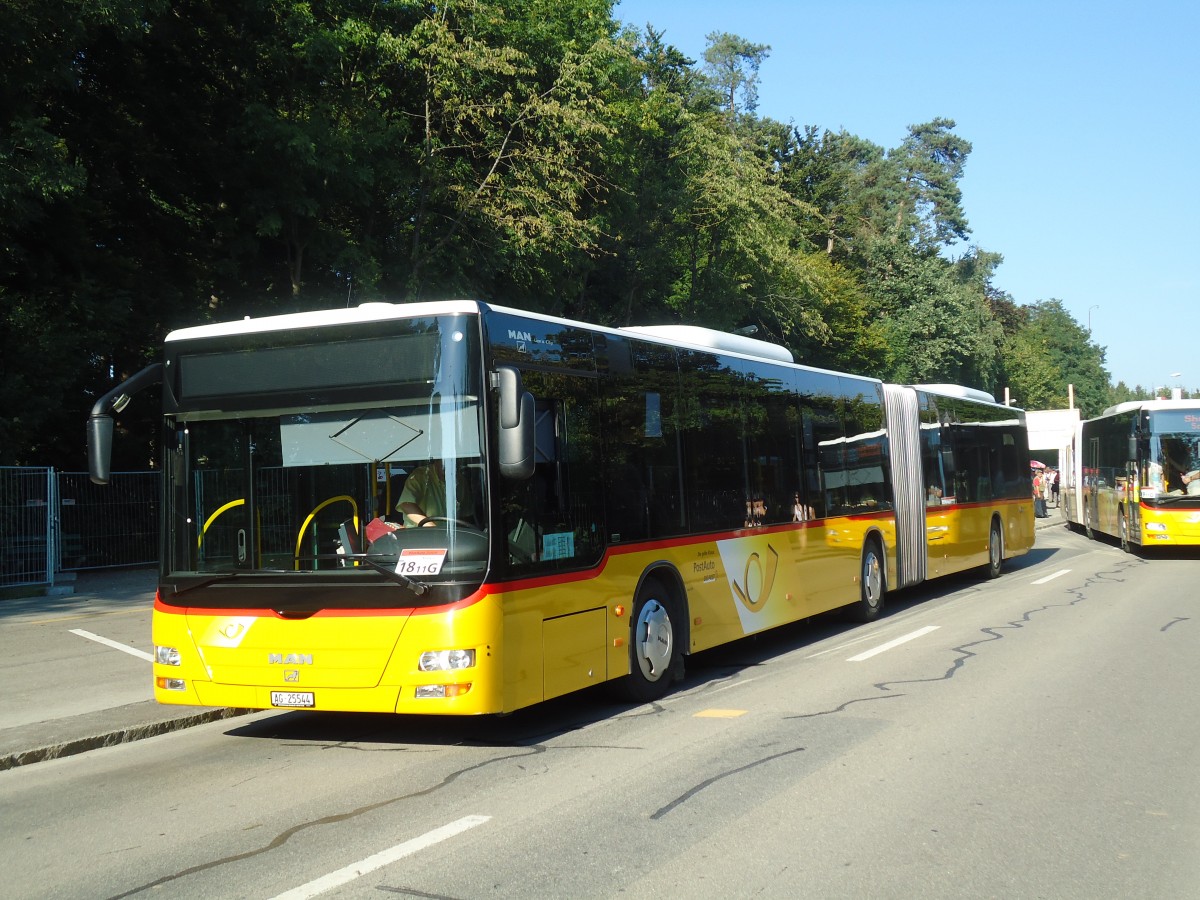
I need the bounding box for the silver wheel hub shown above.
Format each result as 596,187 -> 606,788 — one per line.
863,553 -> 882,606
635,599 -> 673,681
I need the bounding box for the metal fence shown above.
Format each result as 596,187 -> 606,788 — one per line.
0,467 -> 160,587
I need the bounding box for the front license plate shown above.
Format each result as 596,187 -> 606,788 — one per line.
271,691 -> 315,708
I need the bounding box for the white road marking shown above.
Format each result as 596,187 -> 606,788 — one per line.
1031,569 -> 1071,585
847,625 -> 940,662
267,815 -> 491,900
806,630 -> 887,659
68,628 -> 153,662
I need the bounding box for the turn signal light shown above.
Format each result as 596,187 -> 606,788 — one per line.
414,684 -> 472,699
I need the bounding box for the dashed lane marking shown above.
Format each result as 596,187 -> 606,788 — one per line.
68,628 -> 153,662
847,625 -> 940,662
267,815 -> 491,900
1031,569 -> 1071,585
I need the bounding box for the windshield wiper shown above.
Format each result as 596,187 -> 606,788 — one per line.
359,556 -> 431,596
169,569 -> 288,599
171,563 -> 432,598
1155,493 -> 1198,505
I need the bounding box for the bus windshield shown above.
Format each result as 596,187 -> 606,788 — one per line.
161,315 -> 489,604
1152,433 -> 1200,498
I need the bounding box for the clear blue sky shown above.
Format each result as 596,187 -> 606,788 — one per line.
615,0 -> 1199,393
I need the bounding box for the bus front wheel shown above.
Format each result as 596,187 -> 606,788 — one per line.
985,519 -> 1004,579
850,539 -> 885,622
620,579 -> 682,703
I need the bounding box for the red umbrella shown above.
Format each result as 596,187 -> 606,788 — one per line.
1030,460 -> 1046,469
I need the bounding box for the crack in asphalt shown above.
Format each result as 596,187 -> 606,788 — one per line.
870,560 -> 1141,694
654,556 -> 1149,820
783,692 -> 907,720
650,745 -> 807,820
375,885 -> 466,899
107,746 -> 545,899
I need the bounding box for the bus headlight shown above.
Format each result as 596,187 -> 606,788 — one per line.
418,649 -> 476,672
155,645 -> 181,666
1146,522 -> 1167,532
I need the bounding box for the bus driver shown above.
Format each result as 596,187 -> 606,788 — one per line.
398,460 -> 448,526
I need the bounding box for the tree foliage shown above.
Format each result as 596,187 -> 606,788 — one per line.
1002,300 -> 1109,416
1,5 -> 1118,466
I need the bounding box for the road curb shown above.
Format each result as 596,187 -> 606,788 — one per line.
0,706 -> 255,771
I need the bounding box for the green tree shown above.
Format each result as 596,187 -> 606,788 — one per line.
861,240 -> 1002,386
890,118 -> 971,248
1,0 -> 178,467
0,2 -> 1138,470
701,31 -> 770,121
1002,299 -> 1109,415
387,0 -> 622,301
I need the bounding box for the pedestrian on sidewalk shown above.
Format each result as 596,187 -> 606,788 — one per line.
1033,470 -> 1047,518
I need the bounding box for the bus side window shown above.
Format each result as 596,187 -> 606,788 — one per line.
600,340 -> 684,542
799,372 -> 843,519
497,373 -> 604,574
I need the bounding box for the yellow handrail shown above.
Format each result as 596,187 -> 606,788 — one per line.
198,498 -> 245,549
294,495 -> 359,570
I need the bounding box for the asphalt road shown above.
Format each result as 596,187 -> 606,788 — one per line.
4,513 -> 1200,898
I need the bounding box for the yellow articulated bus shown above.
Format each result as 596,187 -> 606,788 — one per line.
88,301 -> 1034,714
1062,399 -> 1200,550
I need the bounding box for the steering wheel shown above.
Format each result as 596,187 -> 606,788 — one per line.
415,516 -> 476,529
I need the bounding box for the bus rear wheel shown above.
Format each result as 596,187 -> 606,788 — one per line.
850,539 -> 885,622
620,579 -> 682,703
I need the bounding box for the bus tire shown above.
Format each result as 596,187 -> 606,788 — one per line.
850,538 -> 885,623
985,518 -> 1004,579
620,578 -> 682,703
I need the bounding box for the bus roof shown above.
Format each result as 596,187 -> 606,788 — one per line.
161,298 -> 894,388
164,299 -> 805,368
1099,398 -> 1200,418
164,300 -> 484,342
912,383 -> 998,404
618,324 -> 794,363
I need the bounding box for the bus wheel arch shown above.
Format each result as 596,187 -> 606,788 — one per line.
620,566 -> 687,702
851,534 -> 886,623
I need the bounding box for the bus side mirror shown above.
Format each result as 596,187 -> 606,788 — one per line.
1128,436 -> 1138,462
86,362 -> 163,486
495,366 -> 535,479
87,415 -> 114,485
